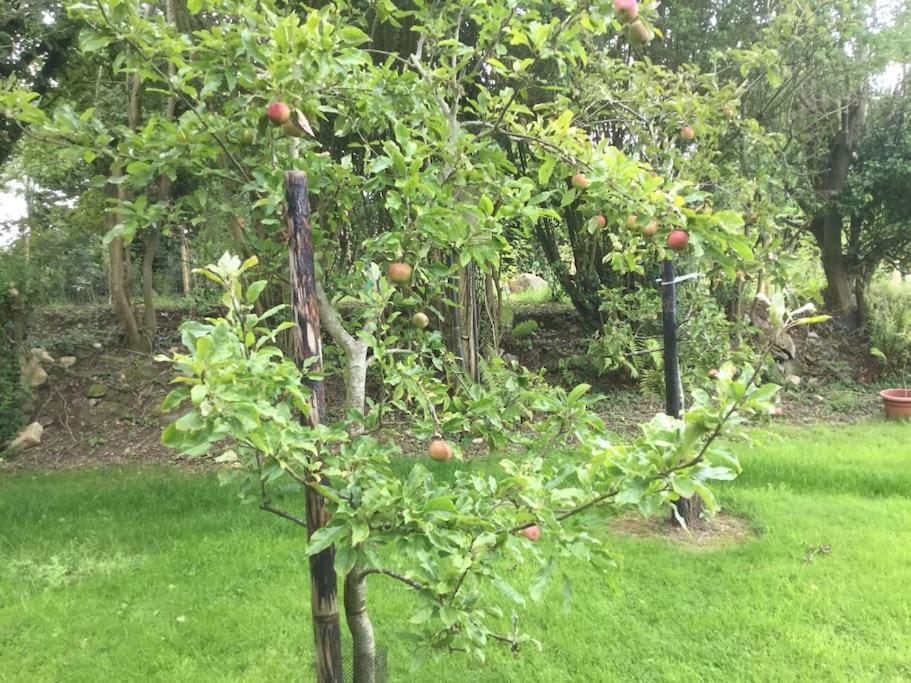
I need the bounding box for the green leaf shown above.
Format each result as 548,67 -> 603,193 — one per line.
246,280 -> 268,304
306,525 -> 347,556
439,606 -> 460,627
493,578 -> 526,606
334,546 -> 357,576
351,519 -> 369,545
538,158 -> 556,185
672,477 -> 697,498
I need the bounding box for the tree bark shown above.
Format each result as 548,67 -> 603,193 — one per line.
108,177 -> 149,353
141,229 -> 159,334
109,234 -> 149,352
179,229 -> 192,296
285,170 -> 344,683
458,261 -> 480,382
344,571 -> 377,683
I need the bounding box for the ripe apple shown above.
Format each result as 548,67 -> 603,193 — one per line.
388,262 -> 413,284
626,214 -> 639,229
267,101 -> 291,125
519,525 -> 541,541
427,439 -> 453,462
708,368 -> 721,379
240,128 -> 257,145
614,0 -> 639,22
771,407 -> 784,418
680,125 -> 696,141
641,219 -> 658,237
411,312 -> 430,329
571,173 -> 590,190
627,20 -> 652,46
667,230 -> 689,250
593,214 -> 606,229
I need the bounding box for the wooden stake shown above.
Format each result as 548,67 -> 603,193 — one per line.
285,170 -> 344,683
662,257 -> 702,528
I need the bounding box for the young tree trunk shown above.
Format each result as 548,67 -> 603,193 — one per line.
107,53 -> 149,352
344,571 -> 377,683
285,170 -> 344,683
458,262 -> 480,382
110,233 -> 149,352
107,175 -> 149,353
179,229 -> 192,296
141,229 -> 159,335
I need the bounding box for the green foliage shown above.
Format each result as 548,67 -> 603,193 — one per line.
0,248 -> 32,447
868,279 -> 911,377
509,319 -> 540,340
158,255 -> 780,660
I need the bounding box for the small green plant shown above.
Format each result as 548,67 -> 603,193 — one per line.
868,279 -> 911,386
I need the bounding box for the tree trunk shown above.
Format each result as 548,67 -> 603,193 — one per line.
141,229 -> 159,335
458,262 -> 480,382
179,229 -> 192,296
285,170 -> 344,683
109,233 -> 149,352
344,571 -> 377,683
107,175 -> 149,353
107,51 -> 149,352
808,88 -> 867,328
813,211 -> 857,325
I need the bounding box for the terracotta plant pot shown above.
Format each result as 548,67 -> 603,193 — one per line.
880,389 -> 911,420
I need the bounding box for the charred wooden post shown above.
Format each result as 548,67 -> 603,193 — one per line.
285,170 -> 344,683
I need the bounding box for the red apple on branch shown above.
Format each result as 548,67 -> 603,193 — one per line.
667,230 -> 689,250
614,0 -> 639,23
571,173 -> 590,190
519,525 -> 541,541
388,262 -> 413,284
267,101 -> 291,125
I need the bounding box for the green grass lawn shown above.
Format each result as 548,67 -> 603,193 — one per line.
2,421 -> 910,681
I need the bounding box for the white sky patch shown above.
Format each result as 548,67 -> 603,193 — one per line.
0,181 -> 28,249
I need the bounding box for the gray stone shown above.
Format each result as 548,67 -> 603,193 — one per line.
31,348 -> 55,364
20,357 -> 48,387
508,273 -> 548,294
9,422 -> 44,451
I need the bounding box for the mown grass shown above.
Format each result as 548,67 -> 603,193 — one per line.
2,421 -> 910,681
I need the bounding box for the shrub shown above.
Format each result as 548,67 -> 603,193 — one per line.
867,279 -> 911,374
0,250 -> 31,448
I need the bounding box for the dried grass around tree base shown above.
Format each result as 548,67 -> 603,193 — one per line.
610,511 -> 755,549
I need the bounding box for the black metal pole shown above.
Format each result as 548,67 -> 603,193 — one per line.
661,258 -> 682,419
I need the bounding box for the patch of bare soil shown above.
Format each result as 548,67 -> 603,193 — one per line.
610,511 -> 755,550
